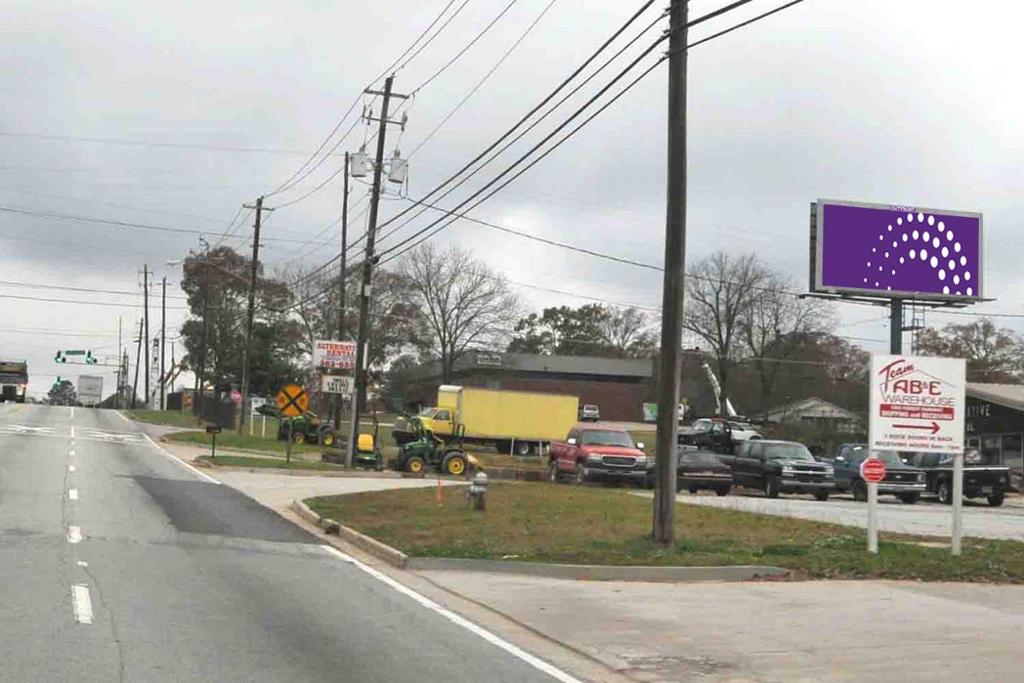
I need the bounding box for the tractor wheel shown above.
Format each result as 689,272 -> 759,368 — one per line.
405,456 -> 426,475
292,431 -> 306,445
321,431 -> 336,447
444,453 -> 468,477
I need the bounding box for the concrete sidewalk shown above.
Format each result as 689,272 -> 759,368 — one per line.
421,571 -> 1024,682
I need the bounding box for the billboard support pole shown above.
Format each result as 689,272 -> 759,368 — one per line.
889,298 -> 903,355
867,481 -> 879,554
952,452 -> 964,556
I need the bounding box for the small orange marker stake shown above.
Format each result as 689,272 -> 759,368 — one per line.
437,477 -> 443,506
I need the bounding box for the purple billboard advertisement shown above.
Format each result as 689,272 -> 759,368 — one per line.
812,199 -> 983,301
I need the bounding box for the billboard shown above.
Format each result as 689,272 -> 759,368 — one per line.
869,354 -> 966,454
811,199 -> 983,301
312,340 -> 356,370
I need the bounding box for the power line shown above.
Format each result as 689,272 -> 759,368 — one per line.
374,0 -> 659,237
0,326 -> 119,337
266,0 -> 468,198
411,0 -> 520,93
409,0 -> 560,159
0,280 -> 189,301
378,0 -> 800,262
0,293 -> 187,310
0,130 -> 349,156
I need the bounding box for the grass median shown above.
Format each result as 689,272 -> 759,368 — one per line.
306,483 -> 1024,582
125,409 -> 203,429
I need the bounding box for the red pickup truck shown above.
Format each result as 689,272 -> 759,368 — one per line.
547,425 -> 649,485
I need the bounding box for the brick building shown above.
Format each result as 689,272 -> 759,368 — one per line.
402,352 -> 654,422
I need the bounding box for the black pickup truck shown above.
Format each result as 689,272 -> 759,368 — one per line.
904,451 -> 1012,507
732,440 -> 835,500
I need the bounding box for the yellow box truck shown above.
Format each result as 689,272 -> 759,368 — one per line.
419,385 -> 579,456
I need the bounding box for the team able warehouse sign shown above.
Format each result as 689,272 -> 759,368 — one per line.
810,199 -> 984,301
869,355 -> 966,454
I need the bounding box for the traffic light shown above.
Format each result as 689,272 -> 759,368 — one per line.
55,351 -> 65,363
86,351 -> 95,365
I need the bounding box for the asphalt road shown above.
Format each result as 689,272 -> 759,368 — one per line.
0,403 -> 568,682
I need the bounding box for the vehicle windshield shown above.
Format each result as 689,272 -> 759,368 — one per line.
580,430 -> 635,448
763,443 -> 814,461
417,406 -> 434,416
870,451 -> 907,467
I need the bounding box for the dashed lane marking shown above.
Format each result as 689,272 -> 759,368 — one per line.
68,489 -> 79,501
67,526 -> 82,544
68,464 -> 75,472
71,585 -> 93,624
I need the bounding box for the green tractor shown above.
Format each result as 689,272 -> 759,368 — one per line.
392,423 -> 468,477
276,411 -> 338,447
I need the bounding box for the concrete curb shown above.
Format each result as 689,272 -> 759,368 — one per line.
290,500 -> 409,569
406,557 -> 788,582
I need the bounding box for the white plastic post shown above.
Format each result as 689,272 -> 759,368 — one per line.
867,481 -> 879,554
952,452 -> 964,556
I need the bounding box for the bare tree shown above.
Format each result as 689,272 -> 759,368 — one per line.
598,306 -> 658,358
682,251 -> 770,406
740,272 -> 835,405
401,244 -> 520,381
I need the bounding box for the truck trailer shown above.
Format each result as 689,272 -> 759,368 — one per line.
0,361 -> 28,403
77,375 -> 104,407
398,385 -> 580,456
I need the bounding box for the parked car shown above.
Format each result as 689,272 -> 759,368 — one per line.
905,450 -> 1012,507
677,449 -> 733,495
732,440 -> 835,500
548,425 -> 648,485
830,444 -> 926,504
578,404 -> 601,422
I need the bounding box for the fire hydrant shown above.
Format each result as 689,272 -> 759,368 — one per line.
468,472 -> 488,511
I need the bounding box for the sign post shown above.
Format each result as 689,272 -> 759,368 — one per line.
313,339 -> 356,464
869,354 -> 966,556
860,458 -> 887,554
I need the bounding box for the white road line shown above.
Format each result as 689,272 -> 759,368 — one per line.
142,434 -> 221,485
67,526 -> 82,544
115,410 -> 133,424
77,560 -> 88,568
70,407 -> 75,420
319,545 -> 581,683
71,584 -> 93,624
70,425 -> 75,439
68,449 -> 76,457
68,464 -> 76,472
68,489 -> 79,501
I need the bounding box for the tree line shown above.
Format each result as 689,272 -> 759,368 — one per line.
175,244 -> 1023,416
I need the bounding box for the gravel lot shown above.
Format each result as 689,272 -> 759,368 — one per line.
671,489 -> 1024,542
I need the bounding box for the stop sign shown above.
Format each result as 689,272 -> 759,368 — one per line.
860,458 -> 887,483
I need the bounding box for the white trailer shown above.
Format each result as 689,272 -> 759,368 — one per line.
77,375 -> 104,407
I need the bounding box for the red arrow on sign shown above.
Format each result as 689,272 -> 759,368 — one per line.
892,421 -> 940,434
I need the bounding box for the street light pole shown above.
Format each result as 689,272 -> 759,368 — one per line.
335,151 -> 350,432
653,0 -> 688,545
143,264 -> 150,407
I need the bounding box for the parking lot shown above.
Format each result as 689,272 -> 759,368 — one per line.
671,489 -> 1024,542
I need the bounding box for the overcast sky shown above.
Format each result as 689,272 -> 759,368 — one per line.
2,0 -> 1021,397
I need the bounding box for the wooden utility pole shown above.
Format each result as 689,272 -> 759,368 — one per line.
132,319 -> 143,409
143,264 -> 150,407
160,276 -> 167,411
349,76 -> 409,463
238,197 -> 272,434
334,151 -> 350,431
653,0 -> 688,545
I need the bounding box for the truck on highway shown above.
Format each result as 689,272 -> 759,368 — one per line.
0,360 -> 28,403
395,385 -> 579,456
77,375 -> 104,407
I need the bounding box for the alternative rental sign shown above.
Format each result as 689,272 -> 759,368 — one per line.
869,354 -> 966,454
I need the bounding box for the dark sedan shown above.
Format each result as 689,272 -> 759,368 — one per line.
677,449 -> 733,496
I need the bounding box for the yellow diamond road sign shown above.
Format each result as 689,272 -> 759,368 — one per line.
276,384 -> 309,417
